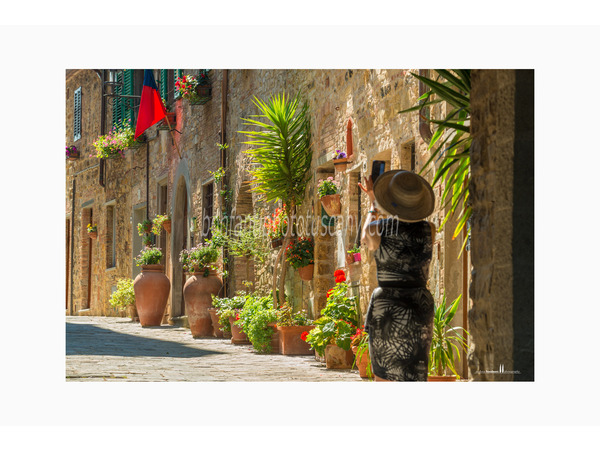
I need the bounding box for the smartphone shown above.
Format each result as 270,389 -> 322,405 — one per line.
371,160 -> 385,183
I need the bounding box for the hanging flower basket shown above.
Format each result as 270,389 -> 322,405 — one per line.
298,264 -> 314,281
66,145 -> 79,160
88,231 -> 98,240
194,84 -> 212,104
320,194 -> 341,216
333,157 -> 351,173
162,219 -> 172,234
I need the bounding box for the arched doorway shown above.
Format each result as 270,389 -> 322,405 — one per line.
170,175 -> 190,320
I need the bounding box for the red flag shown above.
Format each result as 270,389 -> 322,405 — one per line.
134,70 -> 167,139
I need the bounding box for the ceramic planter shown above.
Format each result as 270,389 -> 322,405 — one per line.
352,346 -> 371,378
353,253 -> 362,262
88,231 -> 98,240
333,157 -> 350,173
277,325 -> 315,355
320,194 -> 341,216
208,307 -> 224,338
325,344 -> 354,369
229,316 -> 250,345
427,374 -> 458,382
162,219 -> 171,234
298,264 -> 314,281
183,270 -> 223,338
133,264 -> 170,327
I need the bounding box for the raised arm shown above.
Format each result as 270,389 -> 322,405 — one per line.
359,175 -> 382,251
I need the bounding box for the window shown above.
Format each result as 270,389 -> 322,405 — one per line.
74,87 -> 82,141
106,205 -> 116,268
174,69 -> 183,99
111,70 -> 142,128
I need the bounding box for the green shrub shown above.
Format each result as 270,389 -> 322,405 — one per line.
109,278 -> 135,310
236,293 -> 277,354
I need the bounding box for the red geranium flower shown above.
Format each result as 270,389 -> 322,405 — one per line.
334,269 -> 345,277
301,331 -> 309,341
326,288 -> 334,299
335,274 -> 346,283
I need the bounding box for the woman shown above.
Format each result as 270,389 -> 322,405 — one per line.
359,170 -> 436,382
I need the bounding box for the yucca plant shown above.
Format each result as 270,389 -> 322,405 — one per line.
238,92 -> 312,306
429,294 -> 469,378
399,70 -> 471,254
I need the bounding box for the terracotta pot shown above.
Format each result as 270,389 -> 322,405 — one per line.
88,231 -> 98,240
229,316 -> 250,345
315,351 -> 325,363
267,324 -> 280,354
183,270 -> 223,338
195,84 -> 212,98
162,219 -> 171,234
352,346 -> 371,378
208,308 -> 224,338
325,344 -> 354,369
271,237 -> 283,248
333,157 -> 350,173
320,194 -> 341,216
133,265 -> 170,327
298,264 -> 314,281
427,374 -> 458,382
277,325 -> 315,355
345,253 -> 354,266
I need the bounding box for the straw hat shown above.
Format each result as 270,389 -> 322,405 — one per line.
373,170 -> 435,222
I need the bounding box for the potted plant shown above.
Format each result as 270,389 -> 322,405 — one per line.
175,71 -> 212,105
142,234 -> 153,247
66,145 -> 79,160
157,97 -> 176,130
215,295 -> 248,343
152,214 -> 171,235
87,223 -> 98,239
318,177 -> 341,216
351,327 -> 373,379
91,118 -> 144,158
235,293 -> 279,354
428,294 -> 470,381
209,295 -> 227,338
264,206 -> 288,248
285,237 -> 314,281
108,278 -> 138,321
133,246 -> 170,327
195,69 -> 212,103
347,245 -> 361,264
333,149 -> 351,173
179,242 -> 222,338
137,220 -> 153,236
276,301 -> 314,355
305,270 -> 359,369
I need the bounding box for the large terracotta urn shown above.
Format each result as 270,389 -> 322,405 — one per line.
133,265 -> 170,327
183,269 -> 223,338
325,344 -> 354,369
277,325 -> 315,355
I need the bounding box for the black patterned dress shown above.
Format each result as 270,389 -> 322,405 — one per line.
364,218 -> 434,381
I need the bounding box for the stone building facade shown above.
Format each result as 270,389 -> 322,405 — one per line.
65,68 -> 519,380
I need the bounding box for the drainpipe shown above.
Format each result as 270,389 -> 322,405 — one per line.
418,69 -> 433,144
220,69 -> 228,298
94,69 -> 107,187
69,178 -> 76,316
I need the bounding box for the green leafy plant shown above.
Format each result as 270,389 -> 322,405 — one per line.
276,301 -> 313,327
285,237 -> 314,270
109,278 -> 135,310
87,223 -> 97,233
135,247 -> 162,266
305,270 -> 358,356
351,327 -> 373,379
142,234 -> 153,247
137,220 -> 153,236
179,243 -> 219,276
152,214 -> 170,236
236,293 -> 277,353
209,166 -> 226,185
429,294 -> 469,378
239,91 -> 312,306
399,70 -> 471,252
317,177 -> 339,198
213,295 -> 247,334
229,213 -> 271,263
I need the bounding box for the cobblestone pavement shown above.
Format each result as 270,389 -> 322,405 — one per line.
66,316 -> 365,382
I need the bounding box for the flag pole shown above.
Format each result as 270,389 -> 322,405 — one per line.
163,114 -> 182,159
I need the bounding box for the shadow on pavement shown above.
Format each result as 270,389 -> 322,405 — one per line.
66,322 -> 224,358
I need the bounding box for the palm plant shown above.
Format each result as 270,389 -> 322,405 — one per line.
239,92 -> 312,306
399,70 -> 471,253
429,294 -> 469,378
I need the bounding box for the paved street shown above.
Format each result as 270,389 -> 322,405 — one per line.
66,316 -> 365,382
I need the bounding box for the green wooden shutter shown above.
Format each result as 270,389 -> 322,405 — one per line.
123,69 -> 135,125
112,71 -> 123,127
160,69 -> 168,103
74,87 -> 82,141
